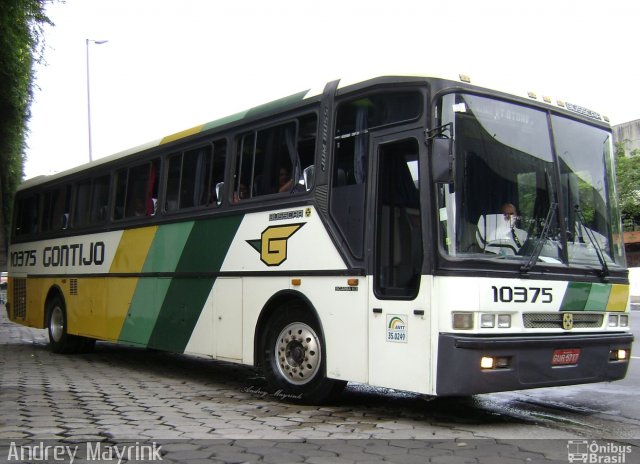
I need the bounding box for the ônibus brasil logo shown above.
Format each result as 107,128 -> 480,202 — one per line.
567,440 -> 632,463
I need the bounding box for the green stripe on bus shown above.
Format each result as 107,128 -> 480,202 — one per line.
147,277 -> 215,352
174,215 -> 243,273
560,282 -> 591,311
198,90 -> 309,135
142,221 -> 194,272
201,111 -> 248,133
119,222 -> 195,344
244,90 -> 310,118
147,215 -> 243,352
584,283 -> 611,311
119,277 -> 172,345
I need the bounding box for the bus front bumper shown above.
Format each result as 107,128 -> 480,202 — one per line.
436,332 -> 634,396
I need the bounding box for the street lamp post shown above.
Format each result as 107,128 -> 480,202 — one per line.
86,38 -> 108,162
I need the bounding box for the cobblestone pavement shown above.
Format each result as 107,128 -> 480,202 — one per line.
0,307 -> 637,463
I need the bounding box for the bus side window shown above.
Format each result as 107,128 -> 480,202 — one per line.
165,153 -> 181,212
297,114 -> 317,190
42,185 -> 70,232
74,180 -> 92,227
209,140 -> 226,205
179,146 -> 212,209
74,175 -> 111,227
330,91 -> 422,260
232,114 -> 315,202
13,194 -> 40,237
113,168 -> 128,220
90,175 -> 110,224
164,140 -> 226,211
114,159 -> 159,219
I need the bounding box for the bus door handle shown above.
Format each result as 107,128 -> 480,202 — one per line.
372,308 -> 383,314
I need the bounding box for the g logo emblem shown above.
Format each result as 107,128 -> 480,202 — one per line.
247,223 -> 304,267
562,313 -> 574,331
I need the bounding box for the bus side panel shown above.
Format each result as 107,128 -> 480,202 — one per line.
308,276 -> 369,383
368,275 -> 432,394
105,277 -> 139,341
242,276 -> 291,366
184,277 -> 243,361
67,277 -> 106,339
237,276 -> 368,383
24,277 -> 49,329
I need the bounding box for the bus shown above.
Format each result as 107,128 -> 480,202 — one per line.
6,74 -> 633,403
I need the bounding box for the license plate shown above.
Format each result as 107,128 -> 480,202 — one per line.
552,348 -> 580,366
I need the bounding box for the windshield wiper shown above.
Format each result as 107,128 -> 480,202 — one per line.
521,202 -> 557,273
574,205 -> 610,278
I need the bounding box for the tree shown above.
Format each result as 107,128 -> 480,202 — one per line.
615,141 -> 640,229
0,0 -> 52,269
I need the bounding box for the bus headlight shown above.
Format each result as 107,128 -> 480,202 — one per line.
608,315 -> 619,327
609,349 -> 629,361
480,356 -> 511,370
480,356 -> 494,369
453,312 -> 474,330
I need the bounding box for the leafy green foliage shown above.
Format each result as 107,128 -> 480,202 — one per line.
615,141 -> 640,228
0,0 -> 52,264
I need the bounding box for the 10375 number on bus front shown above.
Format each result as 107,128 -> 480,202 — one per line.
491,286 -> 553,304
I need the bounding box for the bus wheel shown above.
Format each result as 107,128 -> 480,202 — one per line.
260,302 -> 346,404
46,296 -> 81,354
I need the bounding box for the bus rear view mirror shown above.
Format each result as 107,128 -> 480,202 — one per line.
303,165 -> 315,192
215,182 -> 224,206
432,137 -> 455,184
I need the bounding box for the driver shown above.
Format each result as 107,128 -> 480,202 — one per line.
476,203 -> 528,255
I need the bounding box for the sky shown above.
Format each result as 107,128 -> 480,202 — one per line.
24,0 -> 640,179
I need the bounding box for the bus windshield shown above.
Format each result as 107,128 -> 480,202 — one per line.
437,93 -> 625,269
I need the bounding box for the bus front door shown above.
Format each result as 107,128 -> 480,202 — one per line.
368,131 -> 432,394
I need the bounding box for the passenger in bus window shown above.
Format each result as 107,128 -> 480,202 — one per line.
133,197 -> 146,217
278,167 -> 294,193
233,183 -> 248,203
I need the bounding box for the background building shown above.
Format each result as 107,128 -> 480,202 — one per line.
613,120 -> 639,308
613,119 -> 640,155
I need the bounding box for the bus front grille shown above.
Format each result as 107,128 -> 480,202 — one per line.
523,312 -> 604,329
12,279 -> 27,319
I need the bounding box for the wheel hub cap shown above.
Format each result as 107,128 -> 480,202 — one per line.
275,322 -> 321,385
50,306 -> 64,342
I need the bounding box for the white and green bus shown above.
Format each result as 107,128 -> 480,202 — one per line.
7,74 -> 633,403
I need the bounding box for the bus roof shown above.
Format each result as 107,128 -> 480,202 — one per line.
20,72 -> 609,191
19,87 -> 321,191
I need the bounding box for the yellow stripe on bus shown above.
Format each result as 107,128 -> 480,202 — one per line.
65,278 -> 138,341
606,284 -> 629,312
110,226 -> 158,273
160,124 -> 204,145
105,277 -> 139,340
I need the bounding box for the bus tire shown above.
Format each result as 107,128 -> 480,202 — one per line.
260,301 -> 346,404
46,296 -> 82,354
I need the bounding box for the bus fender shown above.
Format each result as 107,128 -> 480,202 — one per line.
253,289 -> 323,368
